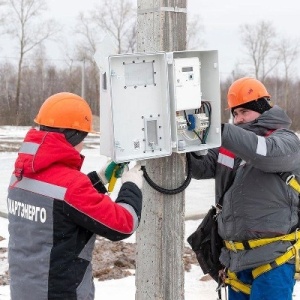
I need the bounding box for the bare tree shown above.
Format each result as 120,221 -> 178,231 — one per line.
90,0 -> 136,54
187,14 -> 206,50
75,12 -> 99,61
2,0 -> 60,124
73,12 -> 103,115
239,21 -> 280,81
0,0 -> 5,25
72,0 -> 137,116
0,62 -> 15,124
277,37 -> 300,109
0,0 -> 6,53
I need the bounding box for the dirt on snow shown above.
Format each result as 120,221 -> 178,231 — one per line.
0,235 -> 200,286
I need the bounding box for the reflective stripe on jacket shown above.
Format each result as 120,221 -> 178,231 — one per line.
8,129 -> 142,300
190,106 -> 300,272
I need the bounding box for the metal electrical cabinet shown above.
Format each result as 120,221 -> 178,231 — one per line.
98,50 -> 221,163
99,52 -> 172,163
168,50 -> 221,153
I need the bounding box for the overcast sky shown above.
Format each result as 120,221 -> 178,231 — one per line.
2,0 -> 300,78
46,0 -> 300,77
188,0 -> 300,77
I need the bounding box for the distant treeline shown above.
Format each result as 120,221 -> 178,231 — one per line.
0,0 -> 299,130
221,77 -> 300,131
0,61 -> 300,131
0,61 -> 99,126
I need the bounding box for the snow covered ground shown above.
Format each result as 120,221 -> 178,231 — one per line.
0,126 -> 299,299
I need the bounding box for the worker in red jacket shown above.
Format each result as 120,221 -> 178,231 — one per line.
7,92 -> 143,300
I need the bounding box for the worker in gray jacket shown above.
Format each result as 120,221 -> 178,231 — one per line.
190,77 -> 300,300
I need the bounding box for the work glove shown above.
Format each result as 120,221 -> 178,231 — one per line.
98,160 -> 129,185
121,164 -> 144,190
97,160 -> 111,185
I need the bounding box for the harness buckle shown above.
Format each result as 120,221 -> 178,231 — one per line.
228,241 -> 237,253
285,174 -> 295,185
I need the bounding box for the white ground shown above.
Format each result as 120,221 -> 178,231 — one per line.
0,126 -> 299,299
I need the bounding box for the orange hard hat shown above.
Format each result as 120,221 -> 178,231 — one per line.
34,92 -> 94,133
227,77 -> 271,109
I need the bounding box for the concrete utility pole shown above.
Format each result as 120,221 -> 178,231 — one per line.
136,1 -> 187,299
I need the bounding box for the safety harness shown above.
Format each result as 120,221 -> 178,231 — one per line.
223,172 -> 300,295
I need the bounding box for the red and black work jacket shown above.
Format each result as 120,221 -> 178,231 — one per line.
7,128 -> 142,300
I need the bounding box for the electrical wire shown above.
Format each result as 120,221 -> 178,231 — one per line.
192,129 -> 203,142
141,153 -> 193,195
183,110 -> 203,143
140,101 -> 213,194
201,101 -> 212,143
182,130 -> 198,141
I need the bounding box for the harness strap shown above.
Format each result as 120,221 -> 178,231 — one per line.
224,230 -> 300,294
294,238 -> 300,280
288,176 -> 300,193
278,172 -> 300,193
224,231 -> 298,252
225,270 -> 251,295
252,237 -> 300,278
223,172 -> 300,294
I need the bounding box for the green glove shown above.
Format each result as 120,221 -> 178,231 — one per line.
105,161 -> 129,179
107,162 -> 129,192
99,161 -> 129,186
104,161 -> 118,181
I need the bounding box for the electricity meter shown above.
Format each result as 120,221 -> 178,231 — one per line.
96,48 -> 221,162
167,50 -> 221,153
173,57 -> 201,111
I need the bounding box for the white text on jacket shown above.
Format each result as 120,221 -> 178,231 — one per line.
7,198 -> 47,223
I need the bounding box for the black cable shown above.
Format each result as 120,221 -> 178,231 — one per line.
192,129 -> 203,142
141,100 -> 212,195
141,153 -> 193,195
202,101 -> 212,143
183,110 -> 191,127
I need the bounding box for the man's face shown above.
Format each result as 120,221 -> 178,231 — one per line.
232,107 -> 261,125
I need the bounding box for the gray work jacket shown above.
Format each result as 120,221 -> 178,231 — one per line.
190,105 -> 300,272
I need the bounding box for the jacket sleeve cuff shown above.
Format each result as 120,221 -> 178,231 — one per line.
87,171 -> 108,194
